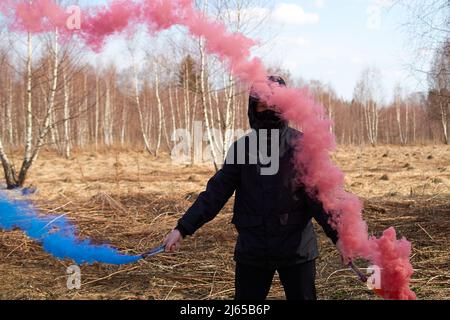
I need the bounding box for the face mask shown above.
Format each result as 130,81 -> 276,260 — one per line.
254,109 -> 283,129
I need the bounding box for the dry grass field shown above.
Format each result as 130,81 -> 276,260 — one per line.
0,145 -> 449,300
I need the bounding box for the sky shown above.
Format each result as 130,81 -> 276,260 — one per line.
252,0 -> 424,100
82,0 -> 425,101
2,0 -> 428,101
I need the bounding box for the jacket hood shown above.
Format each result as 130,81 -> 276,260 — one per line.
248,75 -> 288,130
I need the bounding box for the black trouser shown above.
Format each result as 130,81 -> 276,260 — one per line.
234,260 -> 317,300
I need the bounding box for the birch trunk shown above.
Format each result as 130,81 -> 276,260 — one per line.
183,65 -> 191,134
133,63 -> 154,155
154,62 -> 169,154
104,82 -> 112,146
405,100 -> 409,144
95,74 -> 100,149
120,98 -> 127,146
199,37 -> 219,170
223,73 -> 234,161
168,85 -> 177,138
17,28 -> 60,185
50,104 -> 61,153
63,67 -> 71,158
174,86 -> 181,130
79,73 -> 88,147
412,105 -> 417,143
0,137 -> 18,188
395,95 -> 404,144
6,70 -> 14,145
22,31 -> 34,168
440,101 -> 449,144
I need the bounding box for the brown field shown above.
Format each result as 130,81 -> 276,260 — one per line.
0,145 -> 449,300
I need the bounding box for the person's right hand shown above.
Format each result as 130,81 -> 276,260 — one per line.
164,229 -> 182,253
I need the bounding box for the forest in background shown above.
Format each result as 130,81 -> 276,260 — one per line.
0,0 -> 448,188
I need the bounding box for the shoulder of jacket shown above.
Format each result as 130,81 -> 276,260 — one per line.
288,127 -> 304,139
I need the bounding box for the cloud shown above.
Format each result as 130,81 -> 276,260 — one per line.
278,35 -> 311,48
318,46 -> 338,61
273,3 -> 320,25
350,56 -> 363,65
315,0 -> 326,8
228,3 -> 319,27
238,7 -> 270,22
374,0 -> 393,8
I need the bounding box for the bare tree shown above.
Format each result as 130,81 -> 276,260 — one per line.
199,34 -> 220,170
396,0 -> 449,85
104,82 -> 111,146
0,27 -> 63,187
94,73 -> 100,149
394,84 -> 405,144
354,68 -> 383,146
120,96 -> 127,146
153,60 -> 169,156
62,65 -> 71,158
131,54 -> 154,156
427,40 -> 450,144
4,61 -> 14,145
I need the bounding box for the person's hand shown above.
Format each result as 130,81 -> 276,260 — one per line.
164,229 -> 182,253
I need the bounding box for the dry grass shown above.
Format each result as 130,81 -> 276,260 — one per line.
0,145 -> 449,300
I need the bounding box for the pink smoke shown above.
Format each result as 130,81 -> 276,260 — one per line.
4,0 -> 69,33
267,86 -> 416,300
2,0 -> 416,300
81,0 -> 142,51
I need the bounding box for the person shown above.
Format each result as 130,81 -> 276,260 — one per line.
164,76 -> 339,300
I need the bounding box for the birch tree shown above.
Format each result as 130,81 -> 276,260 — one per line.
0,28 -> 63,188
131,54 -> 154,156
427,40 -> 449,144
394,85 -> 405,144
62,65 -> 71,158
354,68 -> 383,146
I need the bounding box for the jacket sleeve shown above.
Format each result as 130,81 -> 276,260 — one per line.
176,144 -> 241,237
305,193 -> 339,245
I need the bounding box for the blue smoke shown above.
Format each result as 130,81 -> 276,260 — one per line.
0,191 -> 142,265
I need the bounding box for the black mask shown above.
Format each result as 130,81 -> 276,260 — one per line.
254,109 -> 284,130
248,75 -> 288,131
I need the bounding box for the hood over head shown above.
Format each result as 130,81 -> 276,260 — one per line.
248,75 -> 287,130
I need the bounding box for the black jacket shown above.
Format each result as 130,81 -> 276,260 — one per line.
176,87 -> 338,268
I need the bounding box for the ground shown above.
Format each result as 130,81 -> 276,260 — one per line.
0,145 -> 449,300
